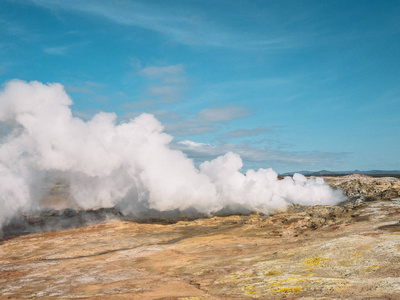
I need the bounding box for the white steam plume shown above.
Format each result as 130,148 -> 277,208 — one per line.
0,80 -> 345,229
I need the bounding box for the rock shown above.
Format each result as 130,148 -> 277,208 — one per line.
324,175 -> 400,201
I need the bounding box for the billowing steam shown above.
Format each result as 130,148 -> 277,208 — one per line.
0,80 -> 345,231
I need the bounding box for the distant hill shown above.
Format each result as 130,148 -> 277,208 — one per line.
280,170 -> 400,177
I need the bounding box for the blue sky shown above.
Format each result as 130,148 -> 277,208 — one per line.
1,0 -> 399,173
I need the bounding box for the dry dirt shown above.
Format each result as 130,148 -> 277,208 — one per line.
1,175 -> 400,299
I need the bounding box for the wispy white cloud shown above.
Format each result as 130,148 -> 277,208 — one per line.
165,121 -> 220,137
65,85 -> 93,95
173,139 -> 347,172
42,40 -> 89,56
65,81 -> 105,95
220,127 -> 273,139
43,46 -> 68,55
0,18 -> 27,36
138,63 -> 187,103
177,140 -> 208,148
86,81 -> 104,88
165,106 -> 250,137
26,0 -> 306,50
120,106 -> 250,137
150,109 -> 183,123
147,85 -> 183,101
140,65 -> 185,83
194,107 -> 250,123
0,16 -> 40,43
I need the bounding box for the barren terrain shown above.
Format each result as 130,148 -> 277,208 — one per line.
1,175 -> 400,299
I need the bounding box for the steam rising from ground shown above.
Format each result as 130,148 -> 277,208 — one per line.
0,80 -> 345,232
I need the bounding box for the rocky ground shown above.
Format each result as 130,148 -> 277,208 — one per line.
324,174 -> 400,201
0,175 -> 400,299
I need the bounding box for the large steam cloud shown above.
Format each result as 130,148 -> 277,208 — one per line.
0,80 -> 345,230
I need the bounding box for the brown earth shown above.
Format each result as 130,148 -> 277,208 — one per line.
0,176 -> 400,299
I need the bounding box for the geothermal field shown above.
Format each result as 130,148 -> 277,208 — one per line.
0,175 -> 400,299
0,81 -> 400,299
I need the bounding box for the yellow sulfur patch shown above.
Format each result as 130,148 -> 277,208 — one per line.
264,269 -> 284,277
302,255 -> 331,267
362,265 -> 380,272
243,284 -> 257,295
269,286 -> 304,293
351,250 -> 363,260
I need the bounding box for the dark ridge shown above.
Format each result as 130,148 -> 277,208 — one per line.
0,205 -> 254,241
1,208 -> 125,241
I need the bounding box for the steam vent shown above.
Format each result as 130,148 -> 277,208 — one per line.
1,175 -> 400,299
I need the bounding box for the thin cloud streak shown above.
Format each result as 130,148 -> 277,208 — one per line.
0,19 -> 26,36
165,106 -> 250,137
220,127 -> 273,139
43,46 -> 68,55
195,107 -> 250,123
138,64 -> 187,103
140,65 -> 185,83
27,0 -> 306,50
0,17 -> 41,43
173,139 -> 348,172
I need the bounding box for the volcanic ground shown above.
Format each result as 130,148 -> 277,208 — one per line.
1,175 -> 400,299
